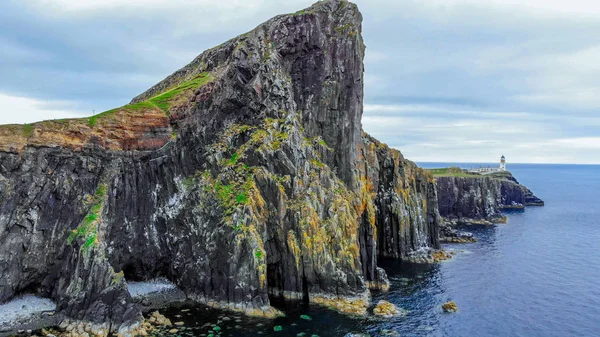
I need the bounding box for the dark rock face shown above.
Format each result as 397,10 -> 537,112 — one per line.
0,0 -> 440,333
496,172 -> 545,206
436,172 -> 544,225
359,135 -> 440,264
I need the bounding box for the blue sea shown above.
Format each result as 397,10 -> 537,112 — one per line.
159,163 -> 600,337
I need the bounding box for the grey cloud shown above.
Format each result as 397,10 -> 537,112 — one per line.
0,0 -> 598,163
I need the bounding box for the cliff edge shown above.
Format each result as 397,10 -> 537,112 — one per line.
432,169 -> 544,226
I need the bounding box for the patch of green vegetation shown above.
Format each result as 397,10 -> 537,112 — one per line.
263,40 -> 272,60
213,177 -> 251,213
22,124 -> 34,138
304,136 -> 333,151
335,23 -> 355,33
215,182 -> 233,203
233,222 -> 243,231
300,314 -> 312,321
273,325 -> 282,332
250,129 -> 269,144
123,101 -> 156,111
228,153 -> 239,166
201,117 -> 298,227
66,218 -> 95,245
149,72 -> 213,113
199,161 -> 255,227
182,176 -> 194,189
426,167 -> 476,178
95,184 -> 107,198
82,232 -> 97,252
293,9 -> 315,16
259,118 -> 291,151
310,159 -> 325,169
67,183 -> 108,251
88,108 -> 118,127
235,192 -> 249,204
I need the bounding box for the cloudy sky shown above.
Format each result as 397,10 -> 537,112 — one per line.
1,0 -> 599,164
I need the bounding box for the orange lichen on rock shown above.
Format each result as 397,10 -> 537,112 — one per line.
0,104 -> 172,153
373,300 -> 401,317
310,295 -> 369,316
442,301 -> 458,313
432,250 -> 453,262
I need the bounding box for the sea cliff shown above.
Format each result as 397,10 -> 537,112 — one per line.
434,170 -> 544,226
0,1 -> 441,335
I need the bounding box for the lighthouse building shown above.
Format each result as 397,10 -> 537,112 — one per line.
468,156 -> 507,175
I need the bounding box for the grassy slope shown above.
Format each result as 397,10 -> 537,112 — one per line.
0,72 -> 214,137
426,167 -> 516,182
425,167 -> 477,178
148,72 -> 212,113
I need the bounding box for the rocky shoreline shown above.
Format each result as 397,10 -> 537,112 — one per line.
0,309 -> 59,337
0,282 -> 186,337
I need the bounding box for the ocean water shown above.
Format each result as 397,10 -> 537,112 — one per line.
136,164 -> 600,336
0,295 -> 55,325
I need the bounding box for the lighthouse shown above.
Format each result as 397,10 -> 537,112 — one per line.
500,155 -> 506,171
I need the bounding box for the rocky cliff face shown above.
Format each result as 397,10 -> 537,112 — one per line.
0,0 -> 440,334
436,171 -> 544,225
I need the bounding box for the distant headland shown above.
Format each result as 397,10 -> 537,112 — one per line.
425,156 -> 544,242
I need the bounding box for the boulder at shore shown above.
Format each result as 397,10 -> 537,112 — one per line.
373,300 -> 402,318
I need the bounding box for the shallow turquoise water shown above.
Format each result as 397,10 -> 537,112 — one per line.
159,164 -> 600,337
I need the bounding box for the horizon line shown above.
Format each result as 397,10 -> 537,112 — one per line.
416,161 -> 600,166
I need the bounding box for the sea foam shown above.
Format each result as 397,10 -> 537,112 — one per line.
0,295 -> 55,325
127,278 -> 177,298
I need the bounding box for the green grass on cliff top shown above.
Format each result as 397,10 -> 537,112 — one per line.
1,72 -> 214,133
149,72 -> 213,113
88,101 -> 157,127
426,167 -> 479,178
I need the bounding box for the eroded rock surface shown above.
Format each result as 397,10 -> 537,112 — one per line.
442,301 -> 458,313
373,300 -> 405,318
0,0 -> 440,333
436,171 -> 543,225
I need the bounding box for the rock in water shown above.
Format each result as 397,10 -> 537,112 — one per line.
0,0 -> 441,333
366,267 -> 390,291
431,250 -> 453,262
299,315 -> 312,321
373,300 -> 401,318
379,330 -> 400,337
442,301 -> 458,313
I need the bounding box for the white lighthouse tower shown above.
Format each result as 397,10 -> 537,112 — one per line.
500,155 -> 506,171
